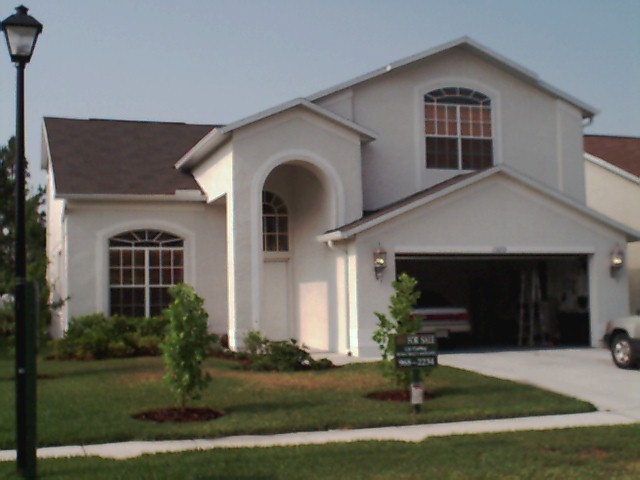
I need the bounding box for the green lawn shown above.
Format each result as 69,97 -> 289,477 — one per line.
1,425 -> 639,479
0,355 -> 594,449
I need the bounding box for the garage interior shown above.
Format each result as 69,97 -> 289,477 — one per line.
396,254 -> 591,350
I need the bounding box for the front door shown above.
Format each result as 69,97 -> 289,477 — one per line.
261,260 -> 290,340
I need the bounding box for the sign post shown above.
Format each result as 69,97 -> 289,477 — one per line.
395,333 -> 438,413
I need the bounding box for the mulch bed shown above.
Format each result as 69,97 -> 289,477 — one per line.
366,390 -> 434,402
132,407 -> 225,423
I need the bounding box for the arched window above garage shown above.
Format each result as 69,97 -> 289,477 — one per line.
424,87 -> 493,171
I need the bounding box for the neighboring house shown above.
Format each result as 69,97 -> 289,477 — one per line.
43,37 -> 639,356
584,135 -> 640,315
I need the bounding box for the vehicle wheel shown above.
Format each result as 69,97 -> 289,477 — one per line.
610,332 -> 637,369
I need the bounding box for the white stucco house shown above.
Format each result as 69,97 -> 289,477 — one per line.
43,37 -> 639,356
584,135 -> 640,315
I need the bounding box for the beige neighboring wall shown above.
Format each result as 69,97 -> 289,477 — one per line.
586,158 -> 640,314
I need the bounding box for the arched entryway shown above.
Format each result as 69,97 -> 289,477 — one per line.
259,160 -> 337,350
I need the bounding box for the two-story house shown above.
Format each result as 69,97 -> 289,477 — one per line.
43,37 -> 639,356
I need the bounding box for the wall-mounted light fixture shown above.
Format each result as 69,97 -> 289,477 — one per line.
373,245 -> 387,280
610,245 -> 624,276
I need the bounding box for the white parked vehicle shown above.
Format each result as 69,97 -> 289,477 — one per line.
604,315 -> 640,369
412,291 -> 471,338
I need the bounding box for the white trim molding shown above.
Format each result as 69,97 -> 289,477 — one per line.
585,152 -> 640,186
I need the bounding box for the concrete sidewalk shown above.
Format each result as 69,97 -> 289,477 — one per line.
0,410 -> 636,461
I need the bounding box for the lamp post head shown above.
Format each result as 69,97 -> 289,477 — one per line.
1,5 -> 42,64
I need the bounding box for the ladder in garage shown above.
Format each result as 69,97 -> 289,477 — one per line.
518,269 -> 545,347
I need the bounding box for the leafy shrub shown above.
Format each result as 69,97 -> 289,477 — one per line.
243,329 -> 268,355
161,284 -> 214,407
373,273 -> 430,389
51,313 -> 169,360
242,331 -> 333,371
0,296 -> 14,336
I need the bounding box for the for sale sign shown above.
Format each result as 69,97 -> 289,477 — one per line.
394,333 -> 438,368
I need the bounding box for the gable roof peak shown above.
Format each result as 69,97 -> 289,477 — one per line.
308,37 -> 596,118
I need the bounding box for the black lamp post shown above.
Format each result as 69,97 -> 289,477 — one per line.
1,5 -> 42,479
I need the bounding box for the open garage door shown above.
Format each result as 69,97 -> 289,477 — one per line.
396,254 -> 590,349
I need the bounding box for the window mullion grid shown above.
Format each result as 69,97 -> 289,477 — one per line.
456,105 -> 462,170
170,249 -> 174,285
144,249 -> 150,318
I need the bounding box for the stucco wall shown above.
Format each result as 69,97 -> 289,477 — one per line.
586,160 -> 640,314
219,108 -> 363,348
45,164 -> 68,337
192,140 -> 233,202
318,47 -> 586,211
349,174 -> 628,356
64,201 -> 228,334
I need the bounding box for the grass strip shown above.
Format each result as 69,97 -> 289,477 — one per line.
1,425 -> 639,479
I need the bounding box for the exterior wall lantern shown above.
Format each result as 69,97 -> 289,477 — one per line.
610,245 -> 624,276
2,5 -> 43,479
374,245 -> 387,280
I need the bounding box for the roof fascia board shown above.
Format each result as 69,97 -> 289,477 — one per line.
57,193 -> 206,202
222,98 -> 377,140
299,100 -> 377,141
321,165 -> 640,241
176,100 -> 376,172
318,166 -> 501,241
499,164 -> 640,239
585,152 -> 640,186
308,36 -> 596,118
174,128 -> 229,171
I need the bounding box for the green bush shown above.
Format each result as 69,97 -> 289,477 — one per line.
0,299 -> 13,336
243,329 -> 268,355
373,272 -> 430,389
51,313 -> 169,360
242,331 -> 333,372
161,284 -> 214,408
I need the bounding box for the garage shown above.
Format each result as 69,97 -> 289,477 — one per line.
396,254 -> 591,349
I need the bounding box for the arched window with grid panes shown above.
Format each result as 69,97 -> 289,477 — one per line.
262,191 -> 289,252
425,87 -> 493,170
108,230 -> 184,317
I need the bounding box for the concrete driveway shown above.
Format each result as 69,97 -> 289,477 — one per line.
439,348 -> 640,421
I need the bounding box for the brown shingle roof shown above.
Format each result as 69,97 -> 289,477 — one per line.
44,117 -> 218,195
585,135 -> 640,178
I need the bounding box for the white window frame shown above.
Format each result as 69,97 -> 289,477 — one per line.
413,78 -> 502,192
108,230 -> 184,317
262,191 -> 289,254
424,87 -> 493,171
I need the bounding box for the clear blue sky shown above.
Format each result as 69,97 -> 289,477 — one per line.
0,0 -> 638,188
